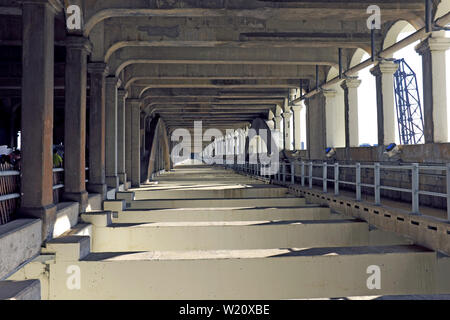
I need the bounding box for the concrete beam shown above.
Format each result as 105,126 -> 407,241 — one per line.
109,46 -> 339,76
123,64 -> 318,88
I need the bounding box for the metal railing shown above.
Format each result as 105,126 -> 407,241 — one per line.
0,167 -> 90,225
229,160 -> 450,221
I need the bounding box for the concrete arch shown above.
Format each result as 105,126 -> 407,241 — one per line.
349,48 -> 370,69
435,0 -> 450,20
383,20 -> 418,52
144,117 -> 171,182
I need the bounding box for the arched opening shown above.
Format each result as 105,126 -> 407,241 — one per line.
384,21 -> 424,145
351,49 -> 378,146
325,67 -> 346,148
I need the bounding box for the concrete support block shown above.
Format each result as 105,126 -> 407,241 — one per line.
53,202 -> 80,238
91,219 -> 369,252
81,211 -> 112,227
128,196 -> 306,209
44,236 -> 90,262
0,280 -> 41,300
86,193 -> 102,212
116,191 -> 135,202
103,200 -> 127,212
48,246 -> 436,299
0,219 -> 42,280
112,206 -> 332,223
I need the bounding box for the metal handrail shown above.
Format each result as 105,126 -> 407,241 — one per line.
229,160 -> 450,221
1,167 -> 91,204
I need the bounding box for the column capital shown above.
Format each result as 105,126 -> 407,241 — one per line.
282,112 -> 292,120
370,60 -> 398,77
19,0 -> 63,12
321,89 -> 337,99
291,104 -> 303,112
415,35 -> 450,55
65,36 -> 92,54
88,62 -> 109,76
341,77 -> 361,90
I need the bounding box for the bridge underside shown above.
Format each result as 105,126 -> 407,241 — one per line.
0,0 -> 450,300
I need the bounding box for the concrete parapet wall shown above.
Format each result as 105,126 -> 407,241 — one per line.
284,184 -> 450,256
0,219 -> 42,280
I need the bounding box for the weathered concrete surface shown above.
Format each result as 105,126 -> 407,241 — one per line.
0,219 -> 42,280
127,197 -> 305,209
108,206 -> 335,224
130,185 -> 289,200
90,219 -> 369,252
52,202 -> 80,239
0,280 -> 41,300
48,246 -> 437,300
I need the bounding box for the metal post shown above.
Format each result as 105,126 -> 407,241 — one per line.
356,163 -> 361,201
334,163 -> 339,196
323,162 -> 327,193
446,164 -> 450,221
309,162 -> 313,189
374,163 -> 381,205
411,163 -> 420,214
301,162 -> 305,187
291,162 -> 295,184
282,163 -> 286,183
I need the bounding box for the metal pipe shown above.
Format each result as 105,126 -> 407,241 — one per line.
292,12 -> 450,104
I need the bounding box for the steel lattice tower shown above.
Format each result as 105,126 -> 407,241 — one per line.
393,58 -> 425,145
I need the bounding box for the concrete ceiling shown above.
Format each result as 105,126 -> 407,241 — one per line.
0,0 -> 429,132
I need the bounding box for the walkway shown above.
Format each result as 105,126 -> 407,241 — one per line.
6,165 -> 450,299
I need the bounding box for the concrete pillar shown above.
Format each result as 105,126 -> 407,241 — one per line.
117,89 -> 128,186
105,77 -> 120,189
322,89 -> 336,147
19,0 -> 62,241
87,62 -> 109,199
282,112 -> 292,150
125,102 -> 132,181
370,61 -> 398,146
63,36 -> 92,213
341,77 -> 361,147
416,32 -> 450,143
128,99 -> 141,187
291,104 -> 303,150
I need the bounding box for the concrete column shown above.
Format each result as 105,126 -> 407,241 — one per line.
282,112 -> 292,150
273,115 -> 282,149
128,99 -> 141,187
416,32 -> 450,143
370,61 -> 399,146
322,89 -> 336,147
341,77 -> 361,147
105,77 -> 119,189
125,102 -> 132,181
87,62 -> 109,199
63,36 -> 92,213
19,0 -> 62,241
291,104 -> 303,150
117,89 -> 128,186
